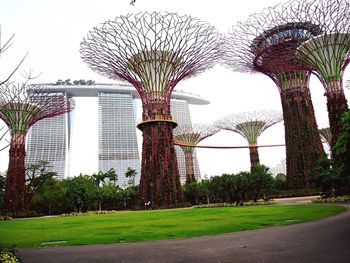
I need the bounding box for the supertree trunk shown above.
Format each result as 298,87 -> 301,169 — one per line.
248,144 -> 260,167
281,87 -> 324,189
184,152 -> 195,183
139,110 -> 183,208
3,132 -> 27,214
325,80 -> 349,149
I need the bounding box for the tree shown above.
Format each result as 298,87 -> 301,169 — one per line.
125,167 -> 137,186
30,178 -> 67,215
65,175 -> 97,212
273,173 -> 288,191
310,155 -> 339,197
183,182 -> 203,205
333,111 -> 350,193
249,165 -> 274,201
91,170 -> 107,187
25,160 -> 57,204
86,80 -> 95,85
106,168 -> 118,186
98,183 -> 122,210
231,171 -> 252,205
122,186 -> 139,209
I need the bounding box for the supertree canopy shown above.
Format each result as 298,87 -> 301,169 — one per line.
223,0 -> 325,189
173,124 -> 219,183
0,83 -> 74,214
81,12 -> 221,208
215,110 -> 282,168
296,0 -> 350,150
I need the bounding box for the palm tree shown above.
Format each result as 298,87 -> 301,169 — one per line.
106,168 -> 118,186
125,167 -> 137,186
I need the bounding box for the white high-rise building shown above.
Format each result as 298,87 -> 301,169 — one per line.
26,92 -> 72,180
26,112 -> 69,180
98,93 -> 140,188
25,84 -> 209,186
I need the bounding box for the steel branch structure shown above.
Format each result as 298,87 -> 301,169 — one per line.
295,0 -> 350,150
223,0 -> 325,189
81,12 -> 221,208
0,83 -> 74,214
215,110 -> 282,168
173,124 -> 219,183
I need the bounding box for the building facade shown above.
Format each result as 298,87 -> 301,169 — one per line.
98,92 -> 140,187
25,84 -> 208,186
26,104 -> 70,180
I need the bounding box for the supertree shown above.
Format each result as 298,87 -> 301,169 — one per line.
80,12 -> 221,208
296,0 -> 350,150
215,110 -> 282,168
173,124 -> 219,183
0,83 -> 74,214
319,127 -> 332,152
222,0 -> 325,188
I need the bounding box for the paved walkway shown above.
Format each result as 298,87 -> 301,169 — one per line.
272,195 -> 320,205
19,202 -> 350,263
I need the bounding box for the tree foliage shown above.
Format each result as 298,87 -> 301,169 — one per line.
333,110 -> 350,192
183,165 -> 275,205
310,154 -> 339,197
65,175 -> 97,212
25,160 -> 57,203
54,79 -> 95,86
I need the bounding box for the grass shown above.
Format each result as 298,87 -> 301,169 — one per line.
0,204 -> 345,248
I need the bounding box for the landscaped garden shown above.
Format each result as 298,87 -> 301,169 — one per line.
0,204 -> 345,248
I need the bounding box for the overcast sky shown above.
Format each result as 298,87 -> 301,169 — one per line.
0,0 -> 349,177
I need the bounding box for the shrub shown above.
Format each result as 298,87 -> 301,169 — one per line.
0,216 -> 13,221
60,210 -> 118,217
193,201 -> 272,208
312,195 -> 350,203
0,248 -> 21,263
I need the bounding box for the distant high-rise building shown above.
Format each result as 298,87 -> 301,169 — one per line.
98,93 -> 140,188
25,84 -> 208,187
26,93 -> 71,180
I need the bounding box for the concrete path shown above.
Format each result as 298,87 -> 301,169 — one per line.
272,195 -> 320,205
19,203 -> 350,263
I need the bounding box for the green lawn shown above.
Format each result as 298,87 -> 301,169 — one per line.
0,205 -> 345,248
